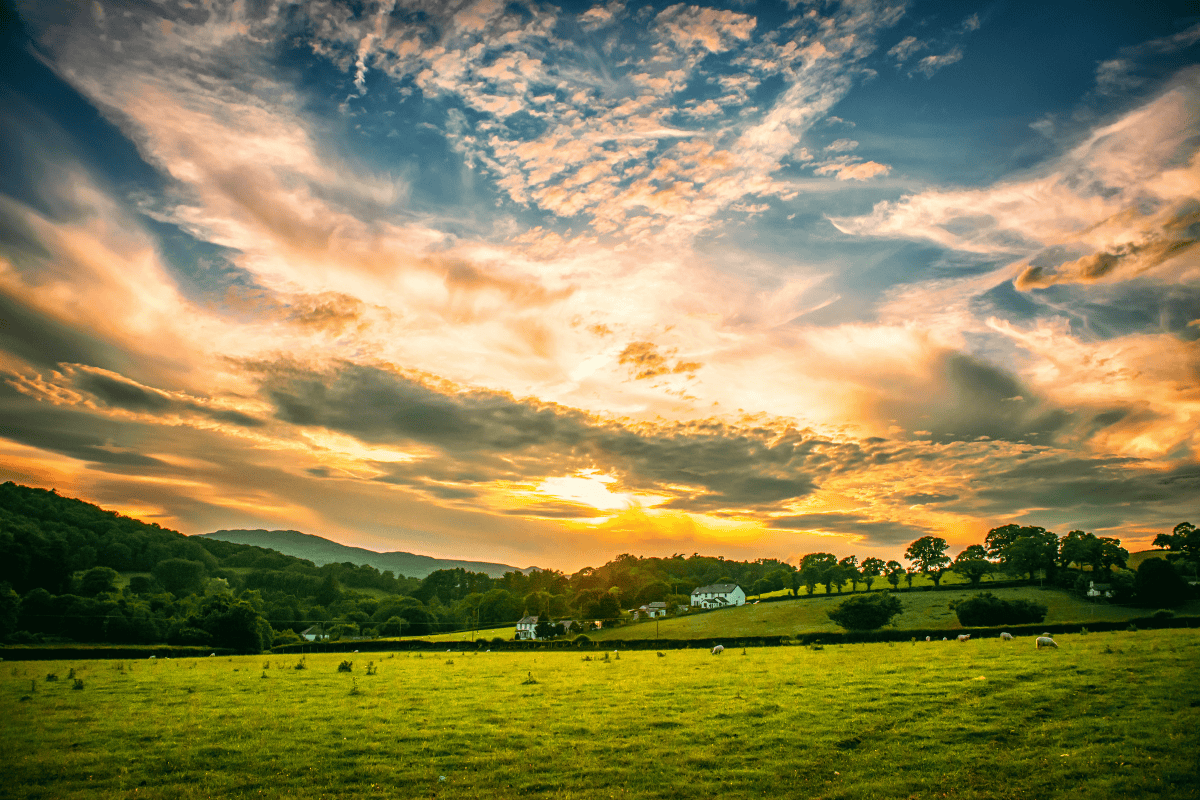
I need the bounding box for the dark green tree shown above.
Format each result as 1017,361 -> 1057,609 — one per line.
839,556 -> 861,591
885,560 -> 903,589
78,566 -> 119,597
985,525 -> 1059,582
951,545 -> 992,588
860,557 -> 886,591
0,582 -> 18,639
827,593 -> 903,630
800,553 -> 837,595
905,536 -> 951,587
151,558 -> 208,596
1134,558 -> 1190,608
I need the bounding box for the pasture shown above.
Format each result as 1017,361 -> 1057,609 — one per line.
592,586 -> 1193,641
3,630 -> 1198,799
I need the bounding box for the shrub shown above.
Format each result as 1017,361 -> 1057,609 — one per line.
574,634 -> 592,645
952,592 -> 1047,626
1135,559 -> 1189,608
337,660 -> 353,673
827,593 -> 903,630
272,629 -> 302,647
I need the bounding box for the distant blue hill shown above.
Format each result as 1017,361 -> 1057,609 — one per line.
196,529 -> 533,580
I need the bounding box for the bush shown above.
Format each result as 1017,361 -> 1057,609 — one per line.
952,592 -> 1047,626
337,660 -> 353,673
827,593 -> 903,630
1134,558 -> 1189,608
574,634 -> 592,645
272,629 -> 302,647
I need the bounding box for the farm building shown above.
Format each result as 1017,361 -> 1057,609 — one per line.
1087,581 -> 1115,599
690,584 -> 746,609
300,624 -> 327,641
515,615 -> 539,640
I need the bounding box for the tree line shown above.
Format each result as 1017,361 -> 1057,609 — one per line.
0,482 -> 1195,651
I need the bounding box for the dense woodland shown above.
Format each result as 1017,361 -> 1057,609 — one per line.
0,482 -> 1195,651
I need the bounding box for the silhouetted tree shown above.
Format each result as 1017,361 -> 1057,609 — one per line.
905,536 -> 951,587
951,545 -> 992,588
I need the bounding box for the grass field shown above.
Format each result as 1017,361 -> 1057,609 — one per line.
3,630 -> 1198,799
592,586 -> 1200,641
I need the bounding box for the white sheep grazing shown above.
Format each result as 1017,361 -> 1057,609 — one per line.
148,655 -> 156,660
711,645 -> 725,655
1035,636 -> 1058,649
1000,632 -> 1014,641
956,634 -> 971,642
925,636 -> 931,642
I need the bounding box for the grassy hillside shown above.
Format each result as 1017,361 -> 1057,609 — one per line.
592,586 -> 1200,641
3,631 -> 1196,799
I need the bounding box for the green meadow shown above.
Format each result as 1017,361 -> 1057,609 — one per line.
3,629 -> 1198,799
590,586 -> 1196,641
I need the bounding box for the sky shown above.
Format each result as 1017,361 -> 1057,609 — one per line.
0,0 -> 1198,573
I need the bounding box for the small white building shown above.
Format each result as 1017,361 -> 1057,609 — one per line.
647,602 -> 668,618
690,584 -> 746,609
300,625 -> 326,641
1086,581 -> 1114,599
516,615 -> 539,640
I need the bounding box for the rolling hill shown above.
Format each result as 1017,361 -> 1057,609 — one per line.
196,529 -> 534,579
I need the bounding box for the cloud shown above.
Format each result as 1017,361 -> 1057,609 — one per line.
1014,200 -> 1200,289
1094,23 -> 1200,95
250,359 -> 843,513
814,160 -> 890,181
829,80 -> 1200,255
912,47 -> 962,77
888,35 -> 925,63
767,512 -> 932,547
617,341 -> 702,380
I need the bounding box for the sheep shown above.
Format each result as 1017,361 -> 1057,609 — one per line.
925,636 -> 931,642
956,634 -> 971,642
1035,635 -> 1058,649
711,645 -> 725,655
148,655 -> 156,660
1000,632 -> 1014,641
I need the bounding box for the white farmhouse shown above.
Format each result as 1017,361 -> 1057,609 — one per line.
690,584 -> 746,609
516,615 -> 539,640
1086,581 -> 1114,599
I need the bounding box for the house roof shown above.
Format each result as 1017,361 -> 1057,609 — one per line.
648,602 -> 668,608
691,583 -> 741,595
517,615 -> 539,624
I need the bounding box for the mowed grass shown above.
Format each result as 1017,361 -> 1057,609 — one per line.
600,586 -> 1200,641
3,630 -> 1199,799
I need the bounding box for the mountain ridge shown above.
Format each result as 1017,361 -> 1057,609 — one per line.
196,529 -> 535,579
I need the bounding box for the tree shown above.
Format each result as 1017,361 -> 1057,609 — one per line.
860,557 -> 886,591
985,525 -> 1059,582
827,593 -> 903,630
1059,530 -> 1098,570
885,560 -> 903,589
952,593 -> 1047,626
78,566 -> 120,597
535,616 -> 564,639
839,556 -> 861,592
151,558 -> 208,596
905,536 -> 951,587
1152,521 -> 1199,559
951,545 -> 992,588
800,553 -> 837,595
1134,558 -> 1189,608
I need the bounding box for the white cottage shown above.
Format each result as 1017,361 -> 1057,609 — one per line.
690,584 -> 746,609
516,615 -> 539,640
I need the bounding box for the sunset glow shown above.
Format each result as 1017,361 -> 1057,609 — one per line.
0,0 -> 1196,571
